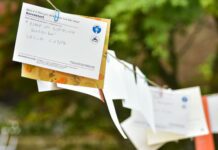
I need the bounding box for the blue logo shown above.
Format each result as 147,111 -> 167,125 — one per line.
92,25 -> 101,34
182,96 -> 188,103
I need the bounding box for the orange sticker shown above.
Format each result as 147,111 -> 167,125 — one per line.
194,96 -> 215,150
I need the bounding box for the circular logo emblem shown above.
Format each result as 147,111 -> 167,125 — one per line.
91,36 -> 99,44
92,25 -> 101,34
182,96 -> 188,103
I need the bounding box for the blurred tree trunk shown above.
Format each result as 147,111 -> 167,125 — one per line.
209,17 -> 218,93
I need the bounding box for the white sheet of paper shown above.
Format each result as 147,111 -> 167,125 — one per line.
100,51 -> 128,138
120,63 -> 155,131
121,61 -> 140,110
57,83 -> 100,99
105,97 -> 127,139
37,80 -> 60,92
135,67 -> 155,131
130,110 -> 150,128
147,87 -> 208,145
121,116 -> 164,150
207,94 -> 218,133
103,52 -> 127,100
149,87 -> 190,134
13,3 -> 107,79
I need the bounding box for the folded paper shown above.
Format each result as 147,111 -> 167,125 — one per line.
102,52 -> 127,100
147,87 -> 208,145
57,83 -> 100,99
122,111 -> 164,150
134,67 -> 155,131
37,80 -> 60,92
121,61 -> 139,110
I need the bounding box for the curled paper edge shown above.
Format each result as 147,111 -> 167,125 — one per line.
104,96 -> 127,139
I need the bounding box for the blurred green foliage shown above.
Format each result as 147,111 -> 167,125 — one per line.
200,0 -> 218,16
0,0 -> 218,149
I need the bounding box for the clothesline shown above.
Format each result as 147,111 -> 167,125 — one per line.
46,0 -> 60,12
46,0 -> 164,89
107,53 -> 163,88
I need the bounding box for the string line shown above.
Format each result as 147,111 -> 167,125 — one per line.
107,53 -> 163,88
46,0 -> 60,11
46,0 -> 164,88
